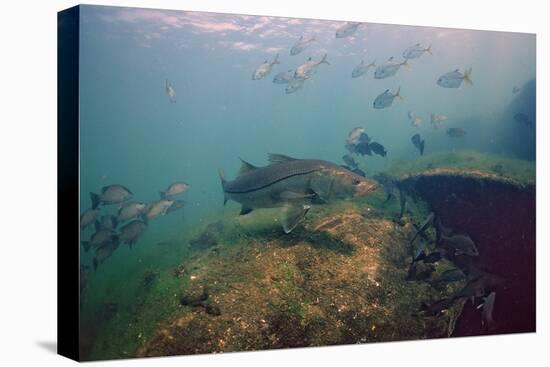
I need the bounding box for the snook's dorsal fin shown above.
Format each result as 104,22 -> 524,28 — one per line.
268,153 -> 299,164
238,158 -> 258,176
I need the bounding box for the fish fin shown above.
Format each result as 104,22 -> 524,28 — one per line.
90,192 -> 100,210
272,54 -> 280,65
308,57 -> 312,61
267,153 -> 299,164
463,67 -> 473,86
81,241 -> 90,253
420,140 -> 425,156
310,177 -> 334,202
218,169 -> 229,205
281,204 -> 311,234
425,45 -> 432,55
237,158 -> 258,176
319,53 -> 329,65
239,206 -> 254,215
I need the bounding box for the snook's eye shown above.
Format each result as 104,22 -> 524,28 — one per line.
352,179 -> 361,185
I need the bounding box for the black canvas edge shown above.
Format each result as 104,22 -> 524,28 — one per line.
57,5 -> 80,362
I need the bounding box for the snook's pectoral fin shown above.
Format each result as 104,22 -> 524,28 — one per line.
281,204 -> 311,234
239,206 -> 254,215
310,177 -> 334,203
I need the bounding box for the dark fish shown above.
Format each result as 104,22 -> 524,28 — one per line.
514,113 -> 533,127
118,220 -> 147,248
440,233 -> 479,256
373,173 -> 395,201
422,250 -> 444,264
80,208 -> 98,230
454,273 -> 500,300
342,154 -> 358,169
369,142 -> 387,157
354,141 -> 373,156
219,154 -> 378,233
90,184 -> 133,209
93,239 -> 119,270
478,291 -> 496,330
180,289 -> 209,306
446,127 -> 467,138
373,88 -> 402,109
420,297 -> 455,316
81,225 -> 116,253
411,133 -> 425,155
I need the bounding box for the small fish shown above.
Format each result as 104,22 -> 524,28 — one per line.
352,59 -> 376,78
294,54 -> 329,79
369,142 -> 387,157
142,199 -> 175,221
117,201 -> 147,222
354,141 -> 372,156
90,185 -> 133,210
118,220 -> 147,248
80,208 -> 99,230
402,43 -> 432,59
273,70 -> 294,84
420,297 -> 455,316
99,215 -> 118,230
436,68 -> 473,88
285,76 -> 307,94
81,225 -> 116,253
93,240 -> 119,270
446,128 -> 467,138
374,57 -> 409,79
411,134 -> 425,156
408,111 -> 423,128
165,79 -> 176,103
430,113 -> 448,128
160,182 -> 190,200
342,154 -> 358,169
422,250 -> 444,264
373,87 -> 402,109
512,85 -> 520,94
514,113 -> 533,127
478,291 -> 496,330
290,36 -> 316,56
440,233 -> 479,256
335,22 -> 361,38
252,54 -> 280,80
346,127 -> 366,146
166,199 -> 185,214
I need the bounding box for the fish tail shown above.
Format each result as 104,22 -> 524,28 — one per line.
218,169 -> 228,205
320,53 -> 330,65
426,45 -> 432,55
90,192 -> 100,210
464,67 -> 473,86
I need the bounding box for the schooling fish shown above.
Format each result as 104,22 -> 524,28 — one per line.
160,182 -> 190,200
117,201 -> 147,222
373,87 -> 402,109
440,233 -> 479,256
369,142 -> 387,157
290,36 -> 316,56
430,113 -> 448,128
411,133 -> 425,155
402,43 -> 432,59
165,79 -> 176,103
142,199 -> 174,222
408,111 -> 423,128
118,220 -> 147,248
352,59 -> 376,78
219,154 -> 378,233
437,68 -> 472,88
80,208 -> 99,230
99,215 -> 118,230
252,54 -> 280,80
342,154 -> 358,169
81,224 -> 116,253
294,54 -> 330,79
93,239 -> 119,270
446,127 -> 467,138
374,57 -> 409,79
166,199 -> 185,214
90,185 -> 133,210
285,76 -> 307,94
346,127 -> 367,146
273,70 -> 294,84
335,22 -> 361,38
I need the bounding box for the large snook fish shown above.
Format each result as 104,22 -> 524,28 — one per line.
219,153 -> 378,233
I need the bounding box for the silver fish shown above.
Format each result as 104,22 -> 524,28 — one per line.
374,57 -> 409,79
335,22 -> 361,38
80,208 -> 98,230
117,201 -> 146,222
166,199 -> 185,214
373,87 -> 402,109
90,184 -> 133,209
252,54 -> 280,80
219,154 -> 378,233
402,43 -> 432,59
437,68 -> 472,88
290,36 -> 316,56
165,79 -> 176,103
160,182 -> 190,200
285,76 -> 307,94
352,59 -> 376,78
294,54 -> 329,79
273,70 -> 294,84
